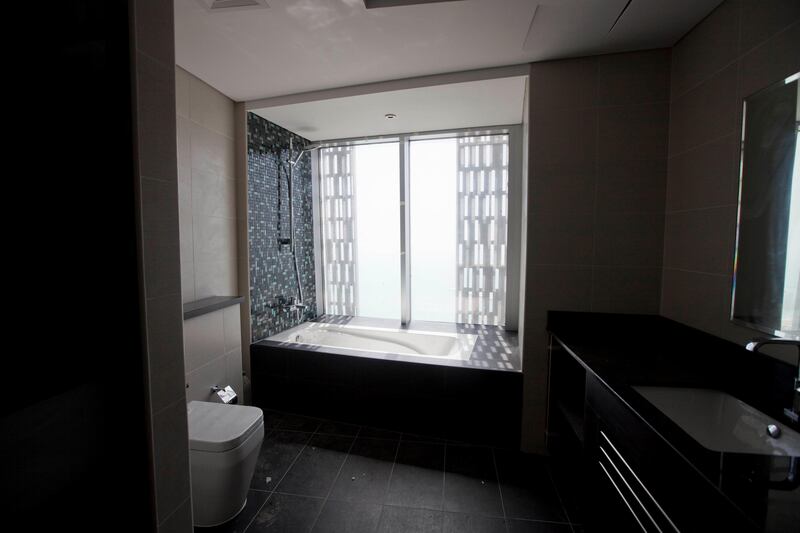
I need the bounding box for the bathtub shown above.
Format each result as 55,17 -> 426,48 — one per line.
267,321 -> 477,360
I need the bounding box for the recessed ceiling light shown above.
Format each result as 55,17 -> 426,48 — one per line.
385,113 -> 397,119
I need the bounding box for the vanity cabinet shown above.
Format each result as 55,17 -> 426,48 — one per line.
547,336 -> 759,532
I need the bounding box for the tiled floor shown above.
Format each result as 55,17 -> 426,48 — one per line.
198,410 -> 582,533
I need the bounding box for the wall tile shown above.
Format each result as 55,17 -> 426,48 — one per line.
671,0 -> 741,98
661,268 -> 735,339
190,74 -> 236,139
192,169 -> 237,219
190,123 -> 236,180
225,346 -> 244,396
594,212 -> 665,268
181,259 -> 195,304
739,0 -> 800,55
146,294 -> 187,413
224,304 -> 243,352
665,133 -> 739,211
596,158 -> 667,214
739,20 -> 800,99
137,52 -> 177,181
183,310 -> 226,373
597,49 -> 671,106
668,64 -> 739,155
591,266 -> 662,314
152,399 -> 190,525
663,206 -> 737,275
529,210 -> 594,265
530,56 -> 598,111
185,355 -> 227,403
134,0 -> 174,67
531,107 -> 597,175
158,497 -> 192,533
141,177 -> 181,299
194,215 -> 238,298
175,68 -> 191,119
530,172 -> 595,215
248,114 -> 318,340
176,116 -> 191,171
598,102 -> 669,164
525,265 -> 593,321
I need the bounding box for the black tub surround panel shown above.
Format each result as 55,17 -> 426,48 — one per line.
248,113 -> 317,341
547,311 -> 799,532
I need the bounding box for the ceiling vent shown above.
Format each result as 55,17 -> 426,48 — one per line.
196,0 -> 269,13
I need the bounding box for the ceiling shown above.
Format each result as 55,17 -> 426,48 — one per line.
175,0 -> 723,103
251,75 -> 527,141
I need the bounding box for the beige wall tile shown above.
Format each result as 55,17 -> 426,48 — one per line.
185,355 -> 227,403
152,399 -> 190,525
183,310 -> 226,373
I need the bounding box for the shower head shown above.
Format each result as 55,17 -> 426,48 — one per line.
290,142 -> 322,165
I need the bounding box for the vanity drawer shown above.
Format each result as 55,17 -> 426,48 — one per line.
585,375 -> 758,532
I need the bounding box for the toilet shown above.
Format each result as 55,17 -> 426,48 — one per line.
188,400 -> 265,527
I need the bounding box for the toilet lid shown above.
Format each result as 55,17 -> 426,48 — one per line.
188,401 -> 264,453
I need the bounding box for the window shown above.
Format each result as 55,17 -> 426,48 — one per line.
319,130 -> 514,326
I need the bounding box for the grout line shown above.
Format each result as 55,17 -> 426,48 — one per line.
544,461 -> 576,532
490,448 -> 510,533
242,420 -> 319,533
374,437 -> 403,531
307,425 -> 363,532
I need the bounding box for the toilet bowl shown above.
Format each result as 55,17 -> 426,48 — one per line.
188,400 -> 264,527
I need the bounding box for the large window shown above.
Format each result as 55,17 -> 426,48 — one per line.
319,131 -> 513,326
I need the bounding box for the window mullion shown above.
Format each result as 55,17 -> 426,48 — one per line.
400,135 -> 411,325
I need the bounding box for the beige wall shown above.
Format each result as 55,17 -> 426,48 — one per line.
176,66 -> 239,304
521,49 -> 672,452
661,0 -> 800,361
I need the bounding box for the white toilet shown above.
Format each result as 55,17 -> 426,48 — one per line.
188,400 -> 265,527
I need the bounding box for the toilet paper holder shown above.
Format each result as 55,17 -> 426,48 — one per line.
211,385 -> 238,404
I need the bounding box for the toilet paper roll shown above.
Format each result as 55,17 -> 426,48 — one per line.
215,385 -> 238,404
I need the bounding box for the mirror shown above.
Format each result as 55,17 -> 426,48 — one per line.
732,72 -> 800,339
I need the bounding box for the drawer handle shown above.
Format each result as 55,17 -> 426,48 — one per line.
601,431 -> 680,532
600,446 -> 663,532
598,460 -> 648,532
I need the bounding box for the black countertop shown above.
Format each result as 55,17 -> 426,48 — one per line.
547,311 -> 799,532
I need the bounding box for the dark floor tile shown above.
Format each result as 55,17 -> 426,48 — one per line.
442,512 -> 507,533
494,451 -> 566,522
247,493 -> 323,532
443,445 -> 503,517
377,506 -> 444,533
311,500 -> 382,533
262,410 -> 285,430
316,419 -> 361,437
386,442 -> 445,510
360,426 -> 402,440
328,437 -> 399,504
507,519 -> 572,532
276,434 -> 354,497
401,432 -> 447,444
276,413 -> 321,433
194,490 -> 268,533
251,430 -> 312,490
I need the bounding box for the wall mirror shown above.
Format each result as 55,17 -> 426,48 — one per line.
732,72 -> 800,339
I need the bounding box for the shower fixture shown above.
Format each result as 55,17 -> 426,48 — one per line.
279,137 -> 322,317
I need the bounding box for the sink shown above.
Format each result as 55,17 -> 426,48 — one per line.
632,386 -> 800,456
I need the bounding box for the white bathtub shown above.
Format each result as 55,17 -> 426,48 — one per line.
267,321 -> 477,360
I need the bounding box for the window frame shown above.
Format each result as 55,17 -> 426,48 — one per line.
312,124 -> 522,329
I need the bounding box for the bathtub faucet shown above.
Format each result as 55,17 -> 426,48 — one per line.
282,296 -> 307,322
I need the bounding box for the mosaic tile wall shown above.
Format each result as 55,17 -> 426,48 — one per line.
248,113 -> 317,341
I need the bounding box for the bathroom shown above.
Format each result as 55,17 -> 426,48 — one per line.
4,1 -> 800,532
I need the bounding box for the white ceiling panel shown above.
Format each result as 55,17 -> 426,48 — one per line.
175,0 -> 723,102
252,75 -> 527,141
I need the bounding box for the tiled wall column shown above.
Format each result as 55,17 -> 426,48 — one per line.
521,49 -> 671,452
661,0 -> 800,356
131,0 -> 192,531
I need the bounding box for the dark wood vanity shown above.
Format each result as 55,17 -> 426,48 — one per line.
546,311 -> 799,532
